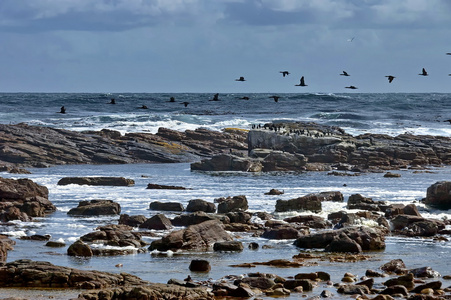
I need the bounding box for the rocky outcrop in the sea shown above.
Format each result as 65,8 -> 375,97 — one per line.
67,199 -> 121,216
0,124 -> 247,168
0,177 -> 56,222
424,181 -> 451,209
275,191 -> 342,213
58,176 -> 135,186
149,220 -> 233,251
191,121 -> 451,172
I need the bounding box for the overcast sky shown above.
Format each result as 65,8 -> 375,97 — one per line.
1,0 -> 451,93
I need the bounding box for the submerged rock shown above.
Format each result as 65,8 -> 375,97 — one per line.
58,176 -> 135,186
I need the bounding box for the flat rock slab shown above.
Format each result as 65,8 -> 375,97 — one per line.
58,177 -> 134,186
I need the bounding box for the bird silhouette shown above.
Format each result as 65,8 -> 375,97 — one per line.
235,76 -> 246,81
279,71 -> 290,77
340,71 -> 350,76
209,93 -> 220,101
59,106 -> 66,114
182,102 -> 189,107
295,76 -> 308,86
139,105 -> 148,109
419,68 -> 428,76
444,119 -> 451,124
109,98 -> 116,104
447,53 -> 451,55
168,97 -> 175,102
385,75 -> 396,83
345,86 -> 358,89
269,95 -> 280,102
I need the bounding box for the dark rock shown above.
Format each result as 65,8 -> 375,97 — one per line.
216,195 -> 248,213
424,181 -> 451,209
284,215 -> 331,229
189,259 -> 210,272
171,211 -> 222,227
139,214 -> 172,230
261,151 -> 307,171
213,241 -> 244,252
380,259 -> 407,274
226,211 -> 251,223
262,225 -> 305,240
67,240 -> 93,257
149,220 -> 233,251
412,281 -> 442,293
80,224 -> 145,249
357,278 -> 374,289
384,172 -> 401,177
384,273 -> 414,290
337,284 -> 370,295
347,193 -> 386,211
409,266 -> 441,278
45,240 -> 66,247
324,233 -> 363,253
67,199 -> 121,216
149,201 -> 184,212
391,215 -> 445,237
146,183 -> 188,190
229,285 -> 255,297
191,154 -> 262,172
294,273 -> 319,281
248,242 -> 259,250
238,277 -> 276,290
118,214 -> 147,227
366,269 -> 385,277
380,285 -> 409,296
0,235 -> 15,262
275,194 -> 322,213
58,176 -> 134,186
265,189 -> 284,195
19,234 -> 51,241
186,199 -> 216,213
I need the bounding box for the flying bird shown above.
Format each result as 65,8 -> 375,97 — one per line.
419,68 -> 428,76
446,53 -> 451,55
280,71 -> 290,77
340,71 -> 350,76
295,76 -> 308,86
385,75 -> 396,83
235,76 -> 246,81
345,86 -> 358,89
269,95 -> 280,102
347,37 -> 355,42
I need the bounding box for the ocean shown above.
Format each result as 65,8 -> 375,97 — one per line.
0,93 -> 451,299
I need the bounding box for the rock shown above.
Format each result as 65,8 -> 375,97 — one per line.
284,215 -> 331,229
284,279 -> 314,291
0,177 -> 56,222
380,285 -> 409,296
80,224 -> 145,249
337,284 -> 370,295
171,211 -> 222,227
424,181 -> 451,209
262,225 -> 305,240
149,201 -> 184,212
384,273 -> 415,290
189,259 -> 210,272
275,194 -> 322,213
226,211 -> 251,223
266,287 -> 291,296
380,259 -> 407,274
324,233 -> 363,253
238,277 -> 276,290
45,240 -> 66,247
409,266 -> 441,278
139,214 -> 172,230
294,226 -> 386,251
146,183 -> 188,190
0,259 -> 149,289
0,235 -> 15,262
67,240 -> 93,257
67,199 -> 121,216
118,214 -> 147,227
384,172 -> 401,177
57,176 -> 135,186
149,220 -> 233,251
265,189 -> 284,195
191,154 -> 263,172
186,199 -> 216,213
249,242 -> 259,250
216,195 -> 248,213
213,241 -> 244,252
260,151 -> 307,171
347,193 -> 387,211
412,281 -> 442,293
391,215 -> 445,237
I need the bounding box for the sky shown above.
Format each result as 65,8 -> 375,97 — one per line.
1,0 -> 451,93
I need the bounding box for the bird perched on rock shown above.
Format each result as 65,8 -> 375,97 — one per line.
385,75 -> 395,83
340,71 -> 350,76
419,68 -> 428,76
295,76 -> 308,86
280,71 -> 290,77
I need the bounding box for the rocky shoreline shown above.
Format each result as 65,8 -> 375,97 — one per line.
1,123 -> 451,299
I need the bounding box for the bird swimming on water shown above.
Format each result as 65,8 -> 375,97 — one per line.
182,102 -> 189,107
444,119 -> 451,124
295,76 -> 308,86
269,95 -> 280,102
109,98 -> 116,104
419,68 -> 428,76
235,76 -> 246,81
59,106 -> 66,114
385,75 -> 396,83
209,93 -> 220,101
345,85 -> 358,89
139,105 -> 148,109
279,71 -> 290,77
340,71 -> 350,76
169,97 -> 175,102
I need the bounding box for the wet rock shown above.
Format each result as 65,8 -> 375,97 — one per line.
380,259 -> 407,274
380,285 -> 409,296
226,211 -> 252,223
191,154 -> 262,172
284,279 -> 314,291
189,259 -> 211,272
171,211 -> 223,227
424,181 -> 451,209
67,199 -> 121,216
248,242 -> 259,250
409,267 -> 441,278
260,151 -> 308,171
347,193 -> 387,211
384,273 -> 415,290
149,201 -> 184,212
0,177 -> 56,222
384,172 -> 401,177
324,233 -> 363,253
45,240 -> 66,247
337,284 -> 370,295
80,224 -> 145,249
213,241 -> 244,252
284,215 -> 331,229
118,214 -> 147,227
366,269 -> 385,277
139,214 -> 172,230
67,240 -> 93,257
275,193 -> 322,213
0,235 -> 15,262
146,183 -> 188,190
58,176 -> 135,186
186,199 -> 216,213
149,219 -> 233,251
216,195 -> 248,213
237,277 -> 276,290
385,203 -> 422,218
265,188 -> 284,195
391,215 -> 445,237
412,281 -> 442,293
19,234 -> 51,241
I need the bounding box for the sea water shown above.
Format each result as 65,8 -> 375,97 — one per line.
0,93 -> 451,299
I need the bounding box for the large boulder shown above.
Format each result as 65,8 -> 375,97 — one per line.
390,215 -> 445,237
80,224 -> 146,249
139,214 -> 172,230
216,195 -> 248,213
67,199 -> 121,216
171,211 -> 223,227
0,177 -> 56,221
186,199 -> 216,213
118,214 -> 147,227
191,154 -> 262,172
275,193 -> 322,213
260,151 -> 307,171
149,201 -> 184,212
424,181 -> 451,209
57,176 -> 135,186
149,220 -> 233,251
347,194 -> 388,211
